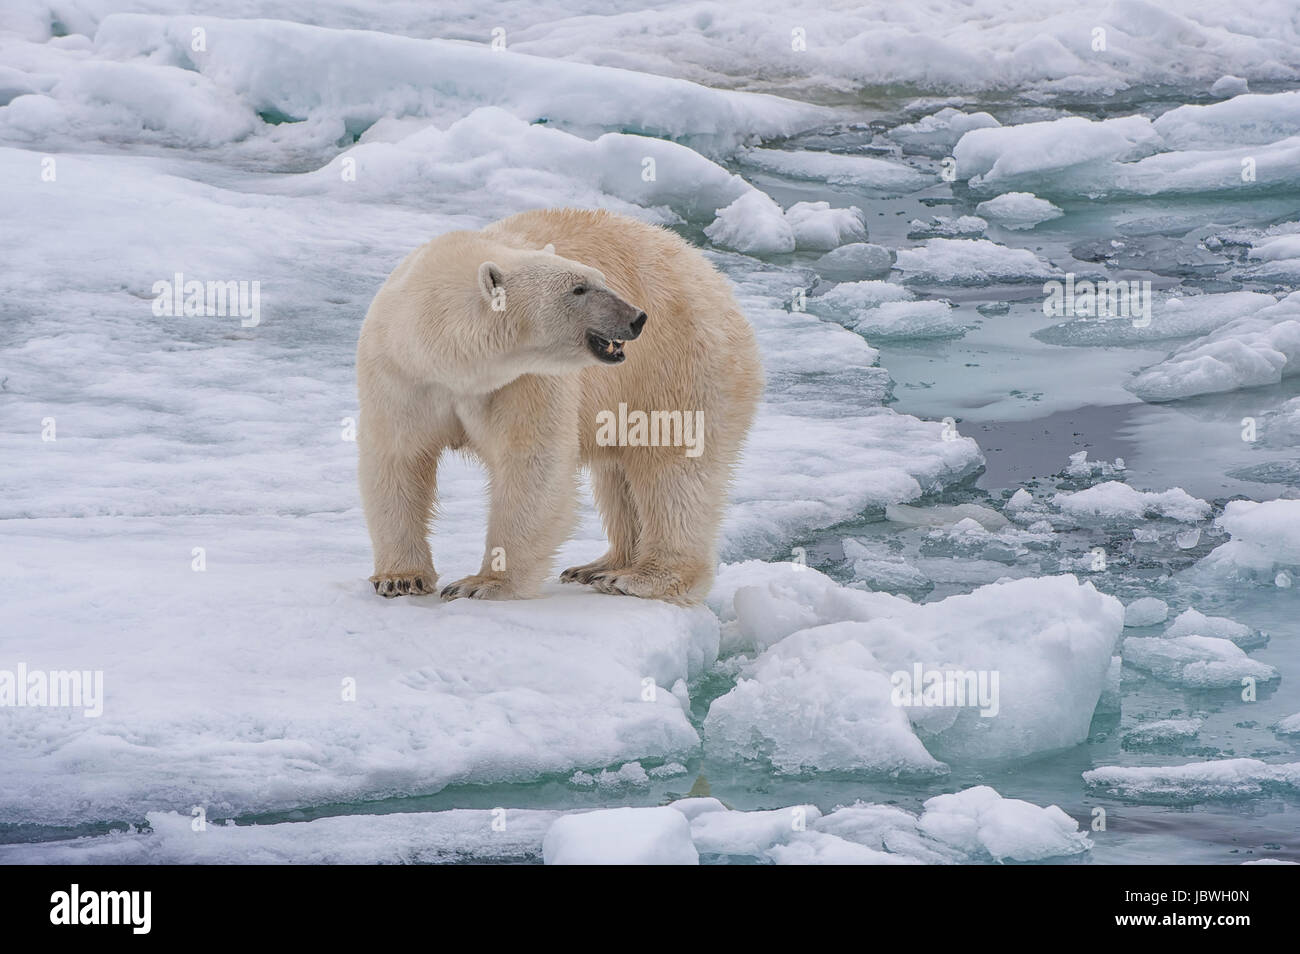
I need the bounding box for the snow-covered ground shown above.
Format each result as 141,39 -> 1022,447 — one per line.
2,1 -> 1298,864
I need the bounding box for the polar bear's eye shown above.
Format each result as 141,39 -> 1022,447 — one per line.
572,285 -> 586,296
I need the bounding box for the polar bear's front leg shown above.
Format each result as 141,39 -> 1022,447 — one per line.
441,377 -> 580,601
360,439 -> 440,597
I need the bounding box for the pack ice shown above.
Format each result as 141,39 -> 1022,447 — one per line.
0,789 -> 1092,865
703,566 -> 1123,774
0,8 -> 989,833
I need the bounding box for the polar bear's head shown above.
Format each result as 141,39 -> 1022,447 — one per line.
476,246 -> 647,370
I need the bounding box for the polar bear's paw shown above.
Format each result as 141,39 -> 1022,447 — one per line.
560,558 -> 619,585
371,573 -> 437,598
588,566 -> 700,605
440,574 -> 516,601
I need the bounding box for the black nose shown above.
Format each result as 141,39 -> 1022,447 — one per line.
628,311 -> 647,339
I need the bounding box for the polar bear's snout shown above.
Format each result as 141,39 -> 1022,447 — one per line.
584,289 -> 647,364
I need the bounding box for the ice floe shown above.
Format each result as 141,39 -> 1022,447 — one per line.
894,238 -> 1059,284
0,786 -> 1093,865
1122,635 -> 1277,689
975,192 -> 1063,230
1053,482 -> 1210,523
1084,759 -> 1300,802
1128,293 -> 1300,401
704,571 -> 1123,772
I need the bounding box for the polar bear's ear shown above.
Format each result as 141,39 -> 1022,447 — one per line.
541,243 -> 556,255
477,261 -> 504,304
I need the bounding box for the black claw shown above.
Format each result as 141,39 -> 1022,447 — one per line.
397,580 -> 409,593
414,578 -> 424,590
372,580 -> 380,592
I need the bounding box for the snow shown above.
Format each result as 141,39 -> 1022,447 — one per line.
707,561 -> 910,656
1198,499 -> 1300,579
0,788 -> 1091,865
917,786 -> 1089,862
767,830 -> 914,865
888,107 -> 999,156
0,47 -> 261,149
811,286 -> 964,341
704,190 -> 794,254
1084,759 -> 1300,802
11,0 -> 1300,104
1060,134 -> 1300,198
0,808 -> 561,864
0,563 -> 718,826
975,192 -> 1063,230
1165,608 -> 1256,647
1128,293 -> 1300,401
704,624 -> 947,776
87,13 -> 829,156
812,280 -> 913,312
456,1 -> 1300,100
704,573 -> 1123,773
1124,597 -> 1169,628
543,806 -> 699,864
1122,635 -> 1277,689
686,803 -> 821,856
1053,482 -> 1210,523
1154,90 -> 1300,149
721,409 -> 985,561
703,192 -> 870,256
738,147 -> 931,195
1036,292 -> 1279,346
1246,233 -> 1300,281
893,239 -> 1059,284
1210,75 -> 1249,97
783,201 -> 868,251
296,105 -> 754,224
949,103 -> 1300,199
850,301 -> 964,341
953,115 -> 1162,192
1275,713 -> 1300,736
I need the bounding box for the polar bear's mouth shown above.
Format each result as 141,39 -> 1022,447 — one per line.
586,331 -> 626,364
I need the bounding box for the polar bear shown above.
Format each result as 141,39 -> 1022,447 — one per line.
357,208 -> 762,604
